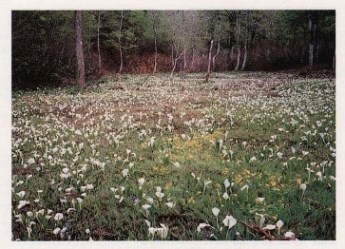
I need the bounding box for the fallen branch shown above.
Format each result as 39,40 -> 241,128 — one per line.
237,220 -> 275,240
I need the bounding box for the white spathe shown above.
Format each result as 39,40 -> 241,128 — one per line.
212,207 -> 220,217
223,215 -> 237,229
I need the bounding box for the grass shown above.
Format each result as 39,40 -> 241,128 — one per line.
12,72 -> 335,240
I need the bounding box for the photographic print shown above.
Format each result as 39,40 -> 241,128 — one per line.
11,8 -> 336,241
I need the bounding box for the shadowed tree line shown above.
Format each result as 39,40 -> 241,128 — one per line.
12,10 -> 335,90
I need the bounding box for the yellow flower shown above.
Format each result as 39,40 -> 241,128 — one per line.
164,181 -> 173,189
269,180 -> 277,187
244,169 -> 251,175
234,175 -> 243,184
222,168 -> 230,176
188,197 -> 195,204
296,178 -> 302,185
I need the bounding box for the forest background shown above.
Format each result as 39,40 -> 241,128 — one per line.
12,10 -> 335,89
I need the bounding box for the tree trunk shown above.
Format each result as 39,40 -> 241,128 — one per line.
75,11 -> 85,87
153,37 -> 158,74
191,45 -> 195,71
170,57 -> 178,77
308,43 -> 314,69
183,48 -> 187,71
59,41 -> 66,67
97,11 -> 102,76
170,53 -> 182,77
266,47 -> 270,60
171,60 -> 177,77
315,41 -> 320,64
205,40 -> 214,83
235,46 -> 241,71
308,16 -> 313,68
118,11 -> 124,74
308,13 -> 318,70
212,41 -> 220,72
301,47 -> 305,65
234,16 -> 241,72
171,44 -> 174,68
170,42 -> 182,77
150,11 -> 158,74
241,41 -> 247,71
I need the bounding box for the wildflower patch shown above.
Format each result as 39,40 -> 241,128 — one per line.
12,72 -> 335,240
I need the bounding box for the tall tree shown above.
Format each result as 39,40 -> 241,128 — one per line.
97,11 -> 102,76
75,11 -> 85,87
118,10 -> 124,74
170,40 -> 183,77
205,40 -> 213,82
308,11 -> 318,70
212,40 -> 220,71
234,18 -> 241,71
240,11 -> 251,71
149,11 -> 158,74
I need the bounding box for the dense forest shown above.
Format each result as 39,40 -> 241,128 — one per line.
12,10 -> 335,89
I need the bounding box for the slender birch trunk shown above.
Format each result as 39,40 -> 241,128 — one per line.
205,40 -> 214,83
234,17 -> 241,72
170,42 -> 182,77
212,41 -> 220,72
241,41 -> 247,71
171,55 -> 182,77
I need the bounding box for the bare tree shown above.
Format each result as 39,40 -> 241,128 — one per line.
241,39 -> 248,70
205,40 -> 214,82
170,41 -> 183,77
234,19 -> 241,71
183,48 -> 187,71
118,10 -> 124,74
75,11 -> 85,87
188,11 -> 198,72
97,11 -> 102,76
308,12 -> 318,70
234,47 -> 241,71
149,11 -> 158,74
212,40 -> 220,71
191,44 -> 195,71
